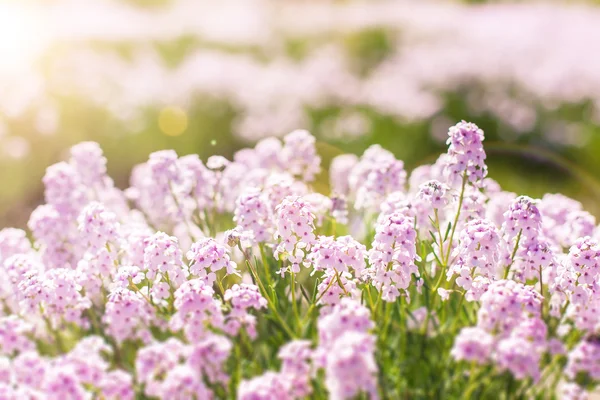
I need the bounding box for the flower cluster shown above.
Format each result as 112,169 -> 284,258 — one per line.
0,123 -> 597,398
317,299 -> 378,400
273,196 -> 317,274
447,218 -> 508,300
369,212 -> 419,301
445,121 -> 487,186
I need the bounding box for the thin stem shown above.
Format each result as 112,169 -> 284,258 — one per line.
434,208 -> 445,262
365,285 -> 376,313
505,373 -> 514,400
334,269 -> 349,296
88,307 -> 125,369
444,172 -> 468,266
229,340 -> 242,398
301,273 -> 337,326
168,181 -> 197,241
164,273 -> 176,313
529,356 -> 561,397
239,247 -> 295,339
539,265 -> 544,317
432,267 -> 446,293
41,310 -> 66,354
129,279 -> 154,306
374,262 -> 393,318
422,279 -> 432,335
290,271 -> 301,326
463,362 -> 483,398
504,229 -> 522,279
380,301 -> 394,342
259,244 -> 274,289
203,210 -> 215,238
449,291 -> 466,333
217,278 -> 227,299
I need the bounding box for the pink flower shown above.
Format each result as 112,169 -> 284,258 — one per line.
368,212 -> 419,301
223,284 -> 267,338
451,327 -> 493,364
502,196 -> 542,241
143,232 -> 187,285
238,372 -> 292,400
495,336 -> 541,381
274,196 -> 317,274
445,121 -> 487,187
171,279 -> 224,342
103,288 -> 154,344
234,187 -> 274,244
307,235 -> 367,275
417,180 -> 451,210
280,130 -> 321,182
187,238 -> 239,285
325,332 -> 378,400
437,288 -> 451,301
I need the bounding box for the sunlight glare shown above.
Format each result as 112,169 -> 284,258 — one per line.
0,3 -> 45,73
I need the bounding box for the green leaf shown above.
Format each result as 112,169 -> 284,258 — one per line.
444,222 -> 452,241
299,284 -> 311,302
311,278 -> 319,303
428,215 -> 438,228
428,231 -> 438,245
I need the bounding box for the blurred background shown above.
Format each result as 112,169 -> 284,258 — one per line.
2,0 -> 600,227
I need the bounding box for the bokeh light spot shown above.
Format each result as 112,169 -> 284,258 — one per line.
158,106 -> 188,136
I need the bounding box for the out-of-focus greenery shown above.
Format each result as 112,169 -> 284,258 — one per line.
2,14 -> 600,227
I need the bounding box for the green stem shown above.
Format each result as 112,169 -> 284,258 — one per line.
334,269 -> 349,296
444,173 -> 468,266
380,301 -> 394,342
41,312 -> 66,354
290,271 -> 301,326
505,373 -> 514,400
504,229 -> 522,279
529,356 -> 561,397
463,362 -> 483,398
539,265 -> 544,317
375,262 -> 393,318
240,248 -> 295,339
229,340 -> 242,399
259,244 -> 274,290
217,278 -> 226,299
164,273 -> 176,313
365,285 -> 376,313
88,307 -> 126,369
203,210 -> 215,238
301,273 -> 337,327
129,279 -> 154,306
434,208 -> 445,262
432,267 -> 446,293
449,291 -> 466,333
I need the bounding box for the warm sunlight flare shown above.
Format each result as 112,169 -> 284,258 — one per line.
0,3 -> 45,73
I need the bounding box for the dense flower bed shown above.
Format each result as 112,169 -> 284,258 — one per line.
0,122 -> 597,399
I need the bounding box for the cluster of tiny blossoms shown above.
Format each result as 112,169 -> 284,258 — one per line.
0,122 -> 598,398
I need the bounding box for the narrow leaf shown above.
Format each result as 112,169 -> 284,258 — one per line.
444,222 -> 452,241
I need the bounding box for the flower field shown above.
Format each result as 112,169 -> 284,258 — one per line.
3,1 -> 600,399
0,122 -> 595,399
